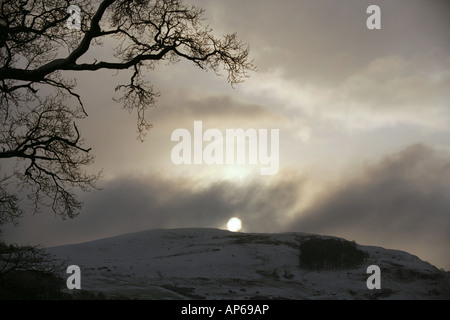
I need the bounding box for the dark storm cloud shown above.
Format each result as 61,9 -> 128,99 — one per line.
150,89 -> 286,126
198,0 -> 450,84
81,172 -> 300,234
5,171 -> 302,246
289,144 -> 450,269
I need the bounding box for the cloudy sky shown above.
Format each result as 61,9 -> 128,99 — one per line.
3,0 -> 450,270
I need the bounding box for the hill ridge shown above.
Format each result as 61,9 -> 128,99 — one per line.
47,228 -> 450,300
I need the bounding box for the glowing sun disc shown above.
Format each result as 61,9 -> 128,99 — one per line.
227,217 -> 242,232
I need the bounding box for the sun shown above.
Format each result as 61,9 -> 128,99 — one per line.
227,217 -> 242,232
221,165 -> 257,182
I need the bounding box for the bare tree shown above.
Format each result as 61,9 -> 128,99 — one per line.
0,238 -> 68,299
0,240 -> 65,277
0,0 -> 255,223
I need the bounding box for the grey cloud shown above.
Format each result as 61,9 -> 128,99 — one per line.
289,144 -> 450,270
81,172 -> 301,235
3,171 -> 302,246
197,0 -> 450,84
151,89 -> 287,127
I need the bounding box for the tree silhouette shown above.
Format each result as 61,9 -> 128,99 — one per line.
0,0 -> 254,223
0,239 -> 67,299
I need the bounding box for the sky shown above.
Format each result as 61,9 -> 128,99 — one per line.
3,0 -> 450,270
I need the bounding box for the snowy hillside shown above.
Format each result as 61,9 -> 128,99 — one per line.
47,228 -> 450,300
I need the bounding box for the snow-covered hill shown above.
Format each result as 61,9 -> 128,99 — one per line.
47,228 -> 450,300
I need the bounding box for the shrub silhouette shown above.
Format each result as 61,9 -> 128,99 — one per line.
0,269 -> 66,299
299,237 -> 368,270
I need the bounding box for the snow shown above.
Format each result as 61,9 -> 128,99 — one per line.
46,228 -> 450,300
